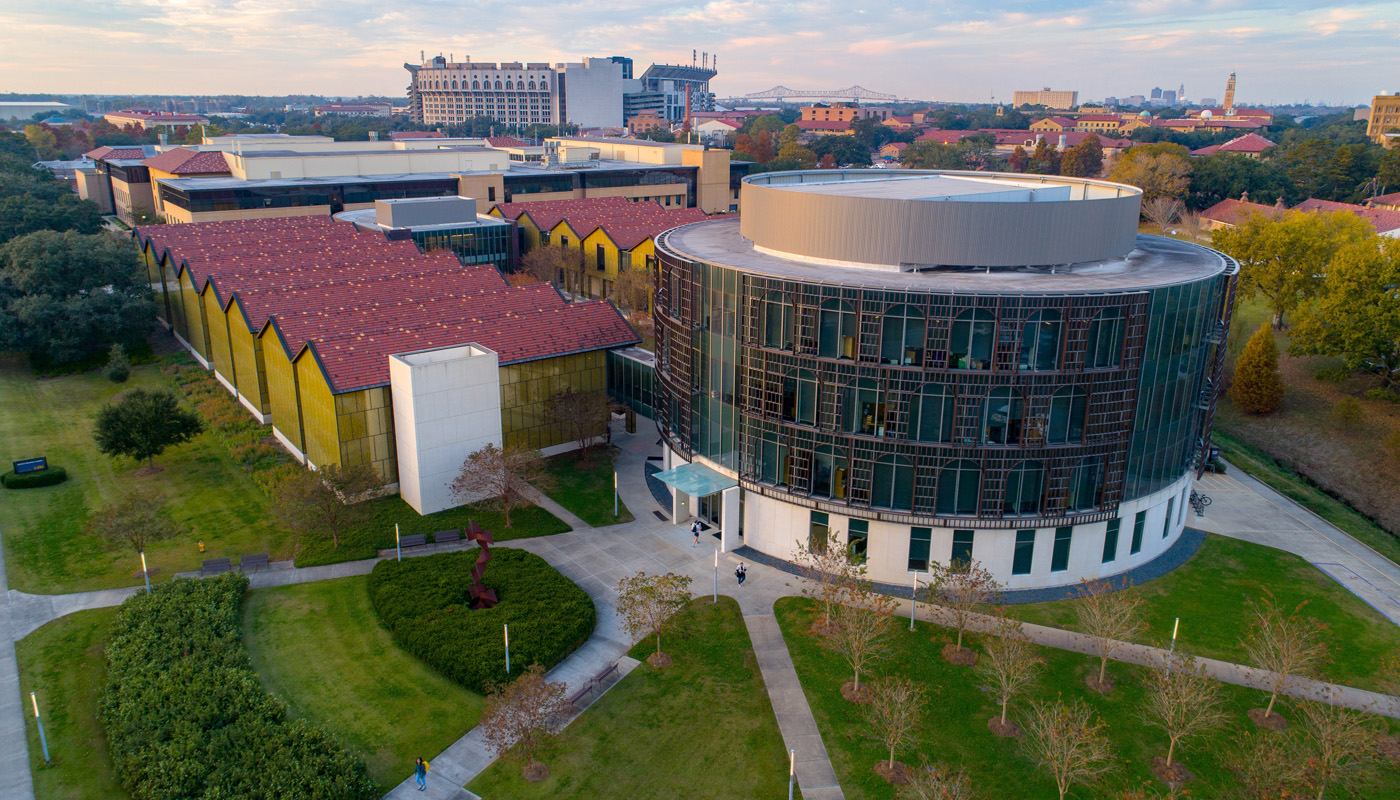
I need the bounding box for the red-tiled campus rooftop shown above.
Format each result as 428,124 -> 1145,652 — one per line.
133,216 -> 638,393
490,196 -> 713,248
140,147 -> 232,175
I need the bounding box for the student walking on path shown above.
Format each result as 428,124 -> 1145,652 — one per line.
736,562 -> 747,585
691,519 -> 701,546
414,757 -> 428,791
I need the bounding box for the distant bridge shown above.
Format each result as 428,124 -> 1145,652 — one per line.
740,85 -> 898,102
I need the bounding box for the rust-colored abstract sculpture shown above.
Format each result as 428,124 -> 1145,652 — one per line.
465,520 -> 498,609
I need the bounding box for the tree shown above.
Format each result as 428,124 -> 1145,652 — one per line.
1022,698 -> 1115,800
272,462 -> 381,548
955,133 -> 997,171
900,763 -> 976,800
1141,651 -> 1228,776
792,535 -> 861,631
863,675 -> 925,778
519,244 -> 585,296
24,124 -> 58,159
734,130 -> 775,164
902,141 -> 967,170
1211,210 -> 1374,329
93,389 -> 203,469
1059,134 -> 1104,177
0,230 -> 154,362
809,134 -> 872,167
1378,145 -> 1400,194
548,387 -> 609,461
1142,196 -> 1183,233
775,142 -> 817,170
1008,146 -> 1029,173
1188,153 -> 1291,210
616,571 -> 692,666
1289,237 -> 1400,387
1228,729 -> 1307,800
479,664 -> 569,782
449,442 -> 547,528
976,613 -> 1041,734
1240,592 -> 1328,722
923,559 -> 1001,659
1175,210 -> 1206,241
1027,138 -> 1061,175
1074,578 -> 1144,691
827,573 -> 897,696
1229,324 -> 1286,414
1108,143 -> 1192,203
1296,699 -> 1381,799
105,342 -> 130,383
611,265 -> 652,315
85,488 -> 184,554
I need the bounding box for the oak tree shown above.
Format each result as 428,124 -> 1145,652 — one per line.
93,389 -> 203,469
899,763 -> 976,800
1141,651 -> 1228,773
1289,237 -> 1400,387
828,573 -> 897,695
977,613 -> 1042,732
923,559 -> 1001,657
548,387 -> 610,461
792,535 -> 862,631
272,462 -> 381,548
85,488 -> 184,554
1297,699 -> 1381,799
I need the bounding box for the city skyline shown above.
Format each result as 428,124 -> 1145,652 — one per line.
1,0 -> 1397,105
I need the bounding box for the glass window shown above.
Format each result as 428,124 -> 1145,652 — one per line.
908,526 -> 931,572
1131,510 -> 1146,554
782,369 -> 817,426
812,445 -> 848,500
1163,498 -> 1175,539
1004,460 -> 1045,515
880,304 -> 925,365
910,384 -> 955,443
842,379 -> 886,436
1047,387 -> 1088,445
1102,518 -> 1121,563
762,291 -> 793,349
1012,529 -> 1036,575
951,530 -> 974,570
810,510 -> 830,554
818,298 -> 857,359
1067,457 -> 1102,511
759,438 -> 789,485
1019,310 -> 1063,371
948,308 -> 994,370
1086,307 -> 1125,368
937,459 -> 980,515
872,455 -> 914,511
981,387 -> 1024,445
1051,526 -> 1072,572
847,519 -> 869,563
1179,488 -> 1188,524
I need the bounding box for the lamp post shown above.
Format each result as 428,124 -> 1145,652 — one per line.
31,692 -> 49,763
909,571 -> 919,631
1168,617 -> 1180,664
788,748 -> 796,800
395,523 -> 401,562
614,470 -> 619,517
504,623 -> 511,674
140,552 -> 151,593
713,549 -> 718,603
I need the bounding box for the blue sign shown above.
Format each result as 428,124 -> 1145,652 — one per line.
13,457 -> 47,474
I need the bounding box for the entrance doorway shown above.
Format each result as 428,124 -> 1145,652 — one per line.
696,492 -> 722,531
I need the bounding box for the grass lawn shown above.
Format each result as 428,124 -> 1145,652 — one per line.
776,597 -> 1399,800
539,447 -> 634,528
0,356 -> 291,594
1011,534 -> 1400,691
468,597 -> 797,799
15,608 -> 128,800
242,575 -> 484,790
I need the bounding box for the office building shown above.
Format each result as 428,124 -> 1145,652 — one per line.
405,55 -> 562,126
1012,88 -> 1079,109
649,170 -> 1237,589
1368,93 -> 1400,146
104,110 -> 210,130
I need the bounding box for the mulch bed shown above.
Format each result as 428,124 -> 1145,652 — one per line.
647,652 -> 673,669
1085,675 -> 1115,694
942,643 -> 977,666
841,681 -> 873,704
1248,707 -> 1289,730
872,760 -> 910,785
987,717 -> 1022,738
1149,757 -> 1194,787
522,762 -> 549,783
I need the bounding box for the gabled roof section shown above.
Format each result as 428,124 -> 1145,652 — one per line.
1200,197 -> 1285,226
1190,133 -> 1276,157
141,147 -> 231,175
85,145 -> 151,161
485,136 -> 529,147
492,196 -> 713,250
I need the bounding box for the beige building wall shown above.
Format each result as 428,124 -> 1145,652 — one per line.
230,149 -> 508,180
1013,89 -> 1079,109
1369,94 -> 1400,144
112,178 -> 155,224
75,170 -> 113,214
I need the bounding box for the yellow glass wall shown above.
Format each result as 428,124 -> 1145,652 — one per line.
335,386 -> 397,482
294,354 -> 340,470
228,303 -> 270,415
202,289 -> 235,384
262,331 -> 305,458
499,351 -> 607,450
178,270 -> 210,361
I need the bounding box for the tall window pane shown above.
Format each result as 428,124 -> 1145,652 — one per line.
948,308 -> 994,370
1102,518 -> 1121,563
812,446 -> 848,500
819,298 -> 857,359
951,530 -> 974,570
981,387 -> 1024,445
1067,457 -> 1102,511
848,519 -> 869,563
1051,526 -> 1072,572
782,369 -> 816,426
809,510 -> 829,554
880,304 -> 925,365
1012,529 -> 1036,575
1086,307 -> 1125,368
763,291 -> 793,349
1047,387 -> 1088,445
910,384 -> 955,443
1003,460 -> 1044,515
937,459 -> 980,515
1019,310 -> 1062,371
873,455 -> 913,511
843,379 -> 886,436
1163,498 -> 1175,538
908,527 -> 931,572
1131,510 -> 1145,554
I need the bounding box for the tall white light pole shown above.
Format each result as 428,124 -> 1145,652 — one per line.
140,552 -> 151,593
31,693 -> 49,763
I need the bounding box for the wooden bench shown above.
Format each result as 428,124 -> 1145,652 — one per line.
433,530 -> 462,546
592,662 -> 620,686
398,533 -> 428,550
240,553 -> 269,572
567,684 -> 593,709
201,557 -> 231,576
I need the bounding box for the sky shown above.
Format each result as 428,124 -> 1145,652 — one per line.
2,0 -> 1398,106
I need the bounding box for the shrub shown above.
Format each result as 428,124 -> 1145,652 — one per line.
1365,388 -> 1400,404
1,466 -> 68,489
1229,324 -> 1284,414
1314,366 -> 1351,383
100,574 -> 376,800
368,549 -> 595,694
1330,397 -> 1363,430
105,343 -> 130,383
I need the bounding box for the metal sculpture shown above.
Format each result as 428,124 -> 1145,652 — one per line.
465,520 -> 498,609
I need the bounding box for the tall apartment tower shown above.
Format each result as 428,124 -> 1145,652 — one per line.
1223,72 -> 1237,114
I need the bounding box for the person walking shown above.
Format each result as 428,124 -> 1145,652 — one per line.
735,562 -> 747,585
414,757 -> 429,791
691,518 -> 701,546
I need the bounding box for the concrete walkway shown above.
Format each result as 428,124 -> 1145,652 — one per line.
0,528 -> 36,800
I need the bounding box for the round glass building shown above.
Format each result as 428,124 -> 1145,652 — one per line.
650,170 -> 1237,589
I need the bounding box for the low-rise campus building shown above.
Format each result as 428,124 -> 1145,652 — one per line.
134,215 -> 637,514
650,170 -> 1238,590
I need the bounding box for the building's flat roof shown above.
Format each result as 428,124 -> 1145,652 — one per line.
335,207 -> 509,232
235,146 -> 495,158
157,172 -> 462,191
778,174 -> 1067,201
662,217 -> 1232,294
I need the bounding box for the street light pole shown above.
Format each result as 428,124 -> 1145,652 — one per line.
504,623 -> 511,674
713,549 -> 718,603
31,693 -> 49,763
788,748 -> 796,800
395,523 -> 401,562
614,470 -> 619,517
909,571 -> 918,631
140,552 -> 151,593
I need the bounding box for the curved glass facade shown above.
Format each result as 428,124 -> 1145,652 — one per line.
653,235 -> 1236,529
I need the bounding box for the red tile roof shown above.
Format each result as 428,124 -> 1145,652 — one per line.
1370,191 -> 1400,207
1293,198 -> 1400,234
1190,132 -> 1276,156
389,131 -> 445,139
1200,198 -> 1285,226
1193,108 -> 1272,119
491,197 -> 712,250
485,136 -> 530,148
132,215 -> 636,392
85,146 -> 149,160
141,147 -> 231,175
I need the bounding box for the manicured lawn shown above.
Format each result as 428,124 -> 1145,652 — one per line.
540,447 -> 634,527
468,597 -> 797,799
0,356 -> 291,594
1012,534 -> 1400,692
776,597 -> 1398,800
242,576 -> 485,791
15,608 -> 128,800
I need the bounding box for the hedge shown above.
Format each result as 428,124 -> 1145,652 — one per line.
100,574 -> 377,800
368,549 -> 595,693
1,466 -> 67,489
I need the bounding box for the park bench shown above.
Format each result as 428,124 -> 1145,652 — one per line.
567,661 -> 624,711
433,530 -> 462,547
592,661 -> 620,686
398,533 -> 429,551
567,683 -> 593,710
201,557 -> 231,576
240,553 -> 269,572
